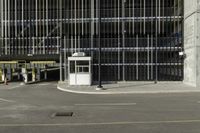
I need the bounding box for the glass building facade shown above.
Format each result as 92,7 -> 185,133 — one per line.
0,0 -> 183,81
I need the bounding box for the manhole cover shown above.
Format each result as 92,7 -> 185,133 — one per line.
52,112 -> 73,117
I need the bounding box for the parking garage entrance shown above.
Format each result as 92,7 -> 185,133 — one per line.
0,0 -> 184,83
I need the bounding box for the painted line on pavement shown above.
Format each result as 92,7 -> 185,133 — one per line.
0,119 -> 200,127
75,103 -> 137,106
8,85 -> 24,90
0,98 -> 16,103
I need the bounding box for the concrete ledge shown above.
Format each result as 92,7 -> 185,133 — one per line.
24,80 -> 46,85
24,79 -> 57,85
57,82 -> 200,95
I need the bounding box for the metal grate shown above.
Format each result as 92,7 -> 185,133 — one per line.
52,112 -> 74,117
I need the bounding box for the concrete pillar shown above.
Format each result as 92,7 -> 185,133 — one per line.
17,68 -> 21,80
184,0 -> 200,87
44,65 -> 47,80
7,66 -> 12,81
2,67 -> 5,82
36,68 -> 41,81
44,71 -> 47,80
0,69 -> 2,81
32,68 -> 36,82
2,67 -> 8,82
22,68 -> 28,83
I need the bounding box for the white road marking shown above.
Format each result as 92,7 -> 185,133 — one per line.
0,98 -> 15,103
0,119 -> 200,127
75,103 -> 137,106
8,85 -> 23,90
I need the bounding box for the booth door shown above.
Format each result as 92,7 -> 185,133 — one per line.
69,61 -> 91,85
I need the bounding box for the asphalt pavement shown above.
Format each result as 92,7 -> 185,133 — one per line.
0,82 -> 200,133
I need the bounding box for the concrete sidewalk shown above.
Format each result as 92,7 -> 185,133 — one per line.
57,81 -> 200,94
0,82 -> 24,90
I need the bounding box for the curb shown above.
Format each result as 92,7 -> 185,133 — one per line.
57,85 -> 200,95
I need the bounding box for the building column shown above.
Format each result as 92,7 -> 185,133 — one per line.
17,68 -> 21,80
36,68 -> 41,81
22,68 -> 28,83
44,65 -> 47,80
1,67 -> 6,82
184,0 -> 200,87
0,68 -> 2,81
7,65 -> 12,81
32,67 -> 36,82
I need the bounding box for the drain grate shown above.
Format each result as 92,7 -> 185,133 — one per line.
52,112 -> 73,117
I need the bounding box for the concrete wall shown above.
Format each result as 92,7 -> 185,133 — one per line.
184,0 -> 200,87
197,9 -> 200,87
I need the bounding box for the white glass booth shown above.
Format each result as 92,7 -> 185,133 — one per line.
68,56 -> 92,86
